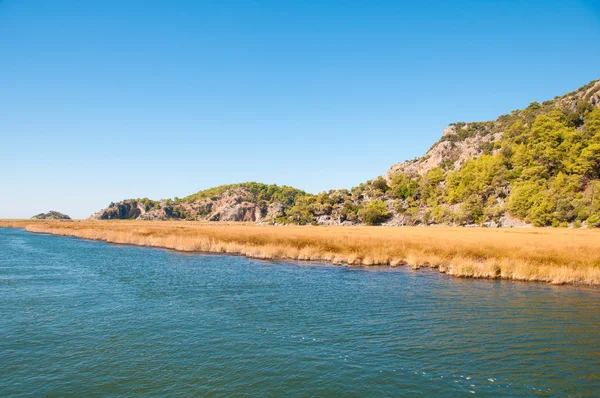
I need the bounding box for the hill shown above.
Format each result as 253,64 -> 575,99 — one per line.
91,79 -> 600,227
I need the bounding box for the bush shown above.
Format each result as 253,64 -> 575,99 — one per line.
370,176 -> 389,193
358,200 -> 390,225
390,172 -> 419,200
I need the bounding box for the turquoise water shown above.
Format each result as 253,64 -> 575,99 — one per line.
1,228 -> 599,396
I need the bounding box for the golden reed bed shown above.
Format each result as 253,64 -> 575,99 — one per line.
2,220 -> 600,286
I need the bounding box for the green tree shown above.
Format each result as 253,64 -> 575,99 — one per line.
390,172 -> 419,200
358,200 -> 390,225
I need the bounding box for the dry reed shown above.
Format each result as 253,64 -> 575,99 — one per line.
2,219 -> 600,286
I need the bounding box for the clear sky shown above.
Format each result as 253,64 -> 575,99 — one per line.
1,0 -> 599,219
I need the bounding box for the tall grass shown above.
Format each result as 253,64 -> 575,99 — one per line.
2,220 -> 600,285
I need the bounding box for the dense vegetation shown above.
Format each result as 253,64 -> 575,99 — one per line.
383,100 -> 600,227
98,79 -> 600,227
183,182 -> 307,206
265,80 -> 600,227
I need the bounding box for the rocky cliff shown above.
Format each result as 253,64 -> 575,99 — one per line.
91,201 -> 145,220
90,185 -> 294,223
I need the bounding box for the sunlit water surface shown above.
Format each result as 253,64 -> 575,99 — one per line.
1,228 -> 599,396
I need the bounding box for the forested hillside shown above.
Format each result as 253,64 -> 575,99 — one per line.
92,79 -> 600,227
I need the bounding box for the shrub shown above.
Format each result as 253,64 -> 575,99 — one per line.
358,200 -> 390,225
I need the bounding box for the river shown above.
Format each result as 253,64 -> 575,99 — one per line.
1,228 -> 599,396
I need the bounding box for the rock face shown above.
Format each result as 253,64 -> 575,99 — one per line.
89,187 -> 289,223
90,201 -> 145,220
32,211 -> 71,220
386,125 -> 503,179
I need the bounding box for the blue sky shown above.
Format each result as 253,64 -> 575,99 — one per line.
1,0 -> 599,219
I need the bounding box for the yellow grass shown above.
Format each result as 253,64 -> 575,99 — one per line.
2,219 -> 600,286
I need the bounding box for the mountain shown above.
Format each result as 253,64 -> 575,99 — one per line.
91,79 -> 600,227
32,211 -> 71,220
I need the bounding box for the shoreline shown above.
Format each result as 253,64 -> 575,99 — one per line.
1,220 -> 600,286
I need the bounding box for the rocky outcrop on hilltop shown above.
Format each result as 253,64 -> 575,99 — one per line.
386,125 -> 503,178
387,80 -> 600,181
32,211 -> 71,220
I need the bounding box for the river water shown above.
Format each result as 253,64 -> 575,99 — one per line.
1,228 -> 599,396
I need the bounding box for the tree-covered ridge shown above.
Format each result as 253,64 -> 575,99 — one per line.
182,182 -> 307,206
382,106 -> 600,227
92,79 -> 600,227
267,80 -> 600,227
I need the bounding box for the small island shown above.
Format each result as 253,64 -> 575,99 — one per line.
31,211 -> 71,220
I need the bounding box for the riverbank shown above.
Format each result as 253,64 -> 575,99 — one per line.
1,220 -> 599,286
